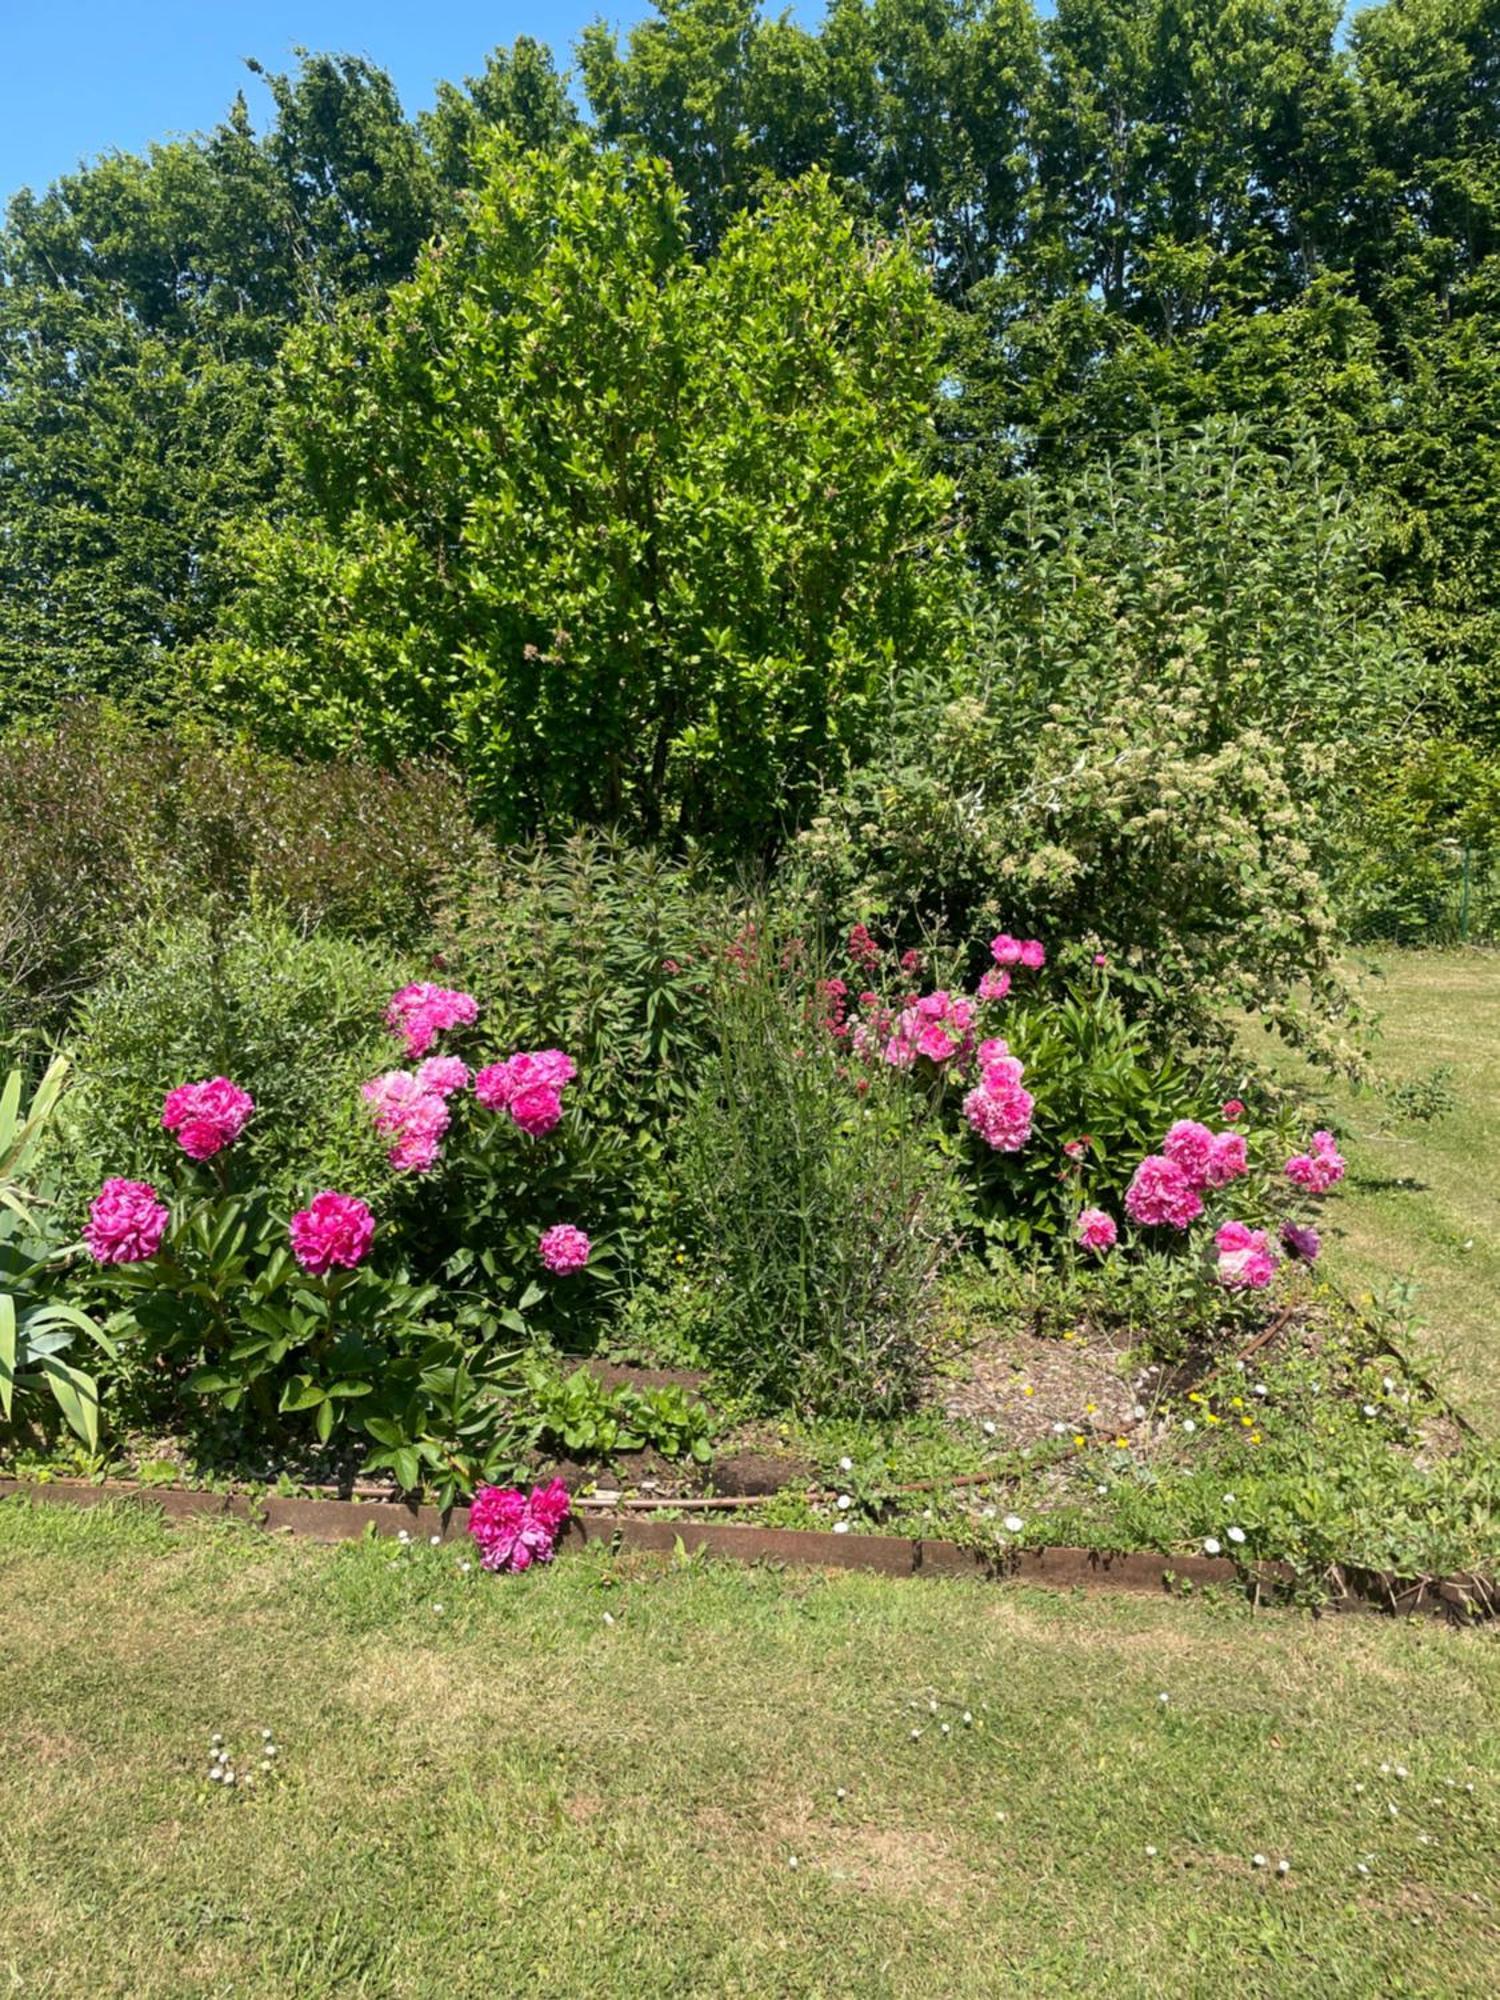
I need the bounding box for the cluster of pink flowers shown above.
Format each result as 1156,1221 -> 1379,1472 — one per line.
1075,1206 -> 1118,1252
474,1048 -> 577,1138
1124,1154 -> 1204,1230
847,923 -> 881,971
884,990 -> 977,1069
289,1190 -> 375,1275
1162,1119 -> 1249,1191
977,968 -> 1011,1002
468,1477 -> 571,1572
817,977 -> 851,1037
386,982 -> 479,1059
539,1223 -> 591,1275
85,1177 -> 170,1264
363,1065 -> 464,1173
963,1039 -> 1034,1152
1214,1220 -> 1278,1290
989,933 -> 1046,971
161,1077 -> 254,1162
1285,1129 -> 1346,1194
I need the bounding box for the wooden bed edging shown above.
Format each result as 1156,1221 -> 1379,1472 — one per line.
0,1478 -> 1491,1621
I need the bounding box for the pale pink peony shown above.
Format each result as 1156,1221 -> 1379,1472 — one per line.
1214,1220 -> 1278,1290
977,969 -> 1011,1002
1204,1129 -> 1249,1188
539,1223 -> 591,1275
385,983 -> 479,1059
1124,1155 -> 1204,1230
289,1191 -> 375,1275
415,1056 -> 470,1098
85,1177 -> 169,1264
468,1478 -> 571,1572
1076,1207 -> 1118,1252
363,1070 -> 451,1172
161,1077 -> 254,1160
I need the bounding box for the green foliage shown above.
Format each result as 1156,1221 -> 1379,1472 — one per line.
0,705 -> 475,1044
53,907 -> 403,1217
1337,738 -> 1500,943
207,141 -> 959,846
680,931 -> 956,1415
520,1356 -> 714,1463
0,1061 -> 116,1452
798,425 -> 1392,1068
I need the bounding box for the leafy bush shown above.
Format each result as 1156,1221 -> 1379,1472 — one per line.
520,1355 -> 713,1464
207,141 -> 959,846
681,933 -> 956,1417
0,704 -> 479,1042
1337,737 -> 1500,944
53,907 -> 404,1217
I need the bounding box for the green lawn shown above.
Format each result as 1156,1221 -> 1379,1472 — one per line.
1247,949 -> 1500,1435
3,1499 -> 1497,1998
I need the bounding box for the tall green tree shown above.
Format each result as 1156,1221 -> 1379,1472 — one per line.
207,141 -> 959,846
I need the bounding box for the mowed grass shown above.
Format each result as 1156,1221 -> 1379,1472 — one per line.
2,1501 -> 1498,1999
1245,949 -> 1500,1434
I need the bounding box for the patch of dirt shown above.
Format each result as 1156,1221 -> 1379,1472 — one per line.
941,1327 -> 1150,1450
773,1815 -> 978,1914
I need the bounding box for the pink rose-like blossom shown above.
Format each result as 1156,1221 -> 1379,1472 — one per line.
416,1056 -> 470,1098
509,1084 -> 563,1137
1018,939 -> 1046,971
977,969 -> 1011,1002
963,1041 -> 1034,1152
1124,1155 -> 1204,1230
884,990 -> 974,1069
1281,1220 -> 1321,1261
468,1478 -> 572,1573
990,933 -> 1024,966
161,1077 -> 254,1161
1063,1139 -> 1088,1162
385,982 -> 479,1059
1221,1099 -> 1246,1122
1093,952 -> 1108,967
1162,1119 -> 1217,1188
85,1177 -> 169,1264
1285,1129 -> 1346,1195
289,1191 -> 375,1275
363,1070 -> 451,1173
539,1223 -> 591,1275
1204,1130 -> 1249,1189
473,1062 -> 515,1110
1214,1220 -> 1278,1290
1076,1207 -> 1117,1252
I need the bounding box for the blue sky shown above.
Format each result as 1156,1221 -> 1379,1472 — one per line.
0,2 -> 688,204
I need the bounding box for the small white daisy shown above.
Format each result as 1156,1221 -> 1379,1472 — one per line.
833,1520 -> 849,1535
1227,1526 -> 1246,1545
838,1455 -> 853,1472
1203,1538 -> 1222,1556
1003,1514 -> 1024,1533
836,1493 -> 852,1510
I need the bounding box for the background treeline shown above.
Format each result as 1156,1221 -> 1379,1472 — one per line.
4,0 -> 1500,957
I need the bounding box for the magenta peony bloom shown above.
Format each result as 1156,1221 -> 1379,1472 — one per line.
1093,952 -> 1108,967
885,991 -> 974,1069
473,1062 -> 514,1110
161,1077 -> 254,1160
289,1191 -> 375,1275
363,1070 -> 451,1172
990,933 -> 1024,966
539,1223 -> 591,1275
1124,1155 -> 1204,1230
963,1040 -> 1034,1151
85,1177 -> 169,1264
1285,1129 -> 1346,1195
468,1478 -> 571,1572
385,982 -> 479,1059
1221,1098 -> 1246,1122
1281,1220 -> 1321,1261
977,969 -> 1011,1002
1076,1207 -> 1117,1252
1204,1130 -> 1249,1188
1214,1220 -> 1278,1290
1162,1119 -> 1217,1188
509,1084 -> 563,1137
1018,939 -> 1046,970
415,1056 -> 470,1098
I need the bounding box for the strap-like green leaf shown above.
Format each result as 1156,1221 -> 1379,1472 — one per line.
0,1292 -> 16,1419
34,1353 -> 99,1451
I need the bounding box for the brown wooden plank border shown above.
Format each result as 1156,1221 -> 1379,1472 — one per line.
1,1479 -> 1491,1621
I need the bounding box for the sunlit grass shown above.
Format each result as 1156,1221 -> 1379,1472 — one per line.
2,1499 -> 1497,1997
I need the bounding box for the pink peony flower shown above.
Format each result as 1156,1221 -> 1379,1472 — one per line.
161,1077 -> 254,1160
1221,1099 -> 1246,1122
963,1045 -> 1034,1152
85,1177 -> 169,1264
1214,1220 -> 1278,1290
1018,939 -> 1046,970
1281,1220 -> 1321,1261
1063,1138 -> 1088,1162
473,1062 -> 514,1110
385,983 -> 479,1059
1124,1155 -> 1204,1230
416,1056 -> 470,1098
1076,1207 -> 1117,1252
1204,1130 -> 1249,1188
990,933 -> 1024,966
363,1070 -> 451,1172
977,969 -> 1011,1002
539,1223 -> 591,1275
885,991 -> 974,1069
509,1084 -> 563,1137
1285,1130 -> 1346,1195
289,1191 -> 375,1275
1093,952 -> 1108,967
468,1478 -> 571,1572
1162,1119 -> 1217,1188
